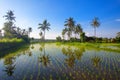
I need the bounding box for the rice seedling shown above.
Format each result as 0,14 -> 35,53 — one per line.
0,43 -> 120,80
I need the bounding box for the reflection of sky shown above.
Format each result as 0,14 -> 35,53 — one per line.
0,0 -> 120,39
0,43 -> 120,79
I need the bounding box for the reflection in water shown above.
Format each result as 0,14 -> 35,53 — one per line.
38,54 -> 50,67
38,44 -> 51,67
65,55 -> 75,68
3,56 -> 16,76
0,43 -> 120,80
62,46 -> 85,67
91,56 -> 101,67
3,64 -> 16,76
31,44 -> 34,49
28,51 -> 32,56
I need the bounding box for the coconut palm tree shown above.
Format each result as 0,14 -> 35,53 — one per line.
0,29 -> 2,38
38,20 -> 50,40
3,10 -> 15,22
28,27 -> 32,38
74,24 -> 83,38
91,17 -> 100,38
64,17 -> 75,39
3,10 -> 16,38
62,28 -> 68,40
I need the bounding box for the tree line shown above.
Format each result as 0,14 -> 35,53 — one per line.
57,17 -> 120,43
0,10 -> 120,43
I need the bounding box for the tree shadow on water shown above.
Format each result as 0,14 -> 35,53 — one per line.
62,46 -> 85,68
3,56 -> 16,76
38,43 -> 51,67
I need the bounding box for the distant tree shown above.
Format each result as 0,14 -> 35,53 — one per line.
116,32 -> 120,38
64,17 -> 75,39
56,36 -> 62,42
116,32 -> 120,42
80,32 -> 85,42
0,29 -> 2,38
38,20 -> 50,40
91,17 -> 100,38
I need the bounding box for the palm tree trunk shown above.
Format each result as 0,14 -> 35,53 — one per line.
44,30 -> 45,41
94,27 -> 96,38
94,27 -> 96,42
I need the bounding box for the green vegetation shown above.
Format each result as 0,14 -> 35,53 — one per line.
56,42 -> 120,52
0,10 -> 31,51
0,38 -> 26,51
0,10 -> 120,53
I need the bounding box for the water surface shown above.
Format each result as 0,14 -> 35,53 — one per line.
0,43 -> 120,80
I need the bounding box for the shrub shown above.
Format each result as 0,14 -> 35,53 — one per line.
56,36 -> 62,42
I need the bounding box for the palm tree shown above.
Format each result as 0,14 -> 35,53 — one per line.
91,17 -> 100,38
4,10 -> 16,22
0,29 -> 2,38
64,17 -> 75,39
62,28 -> 68,40
38,20 -> 50,40
117,32 -> 120,38
28,27 -> 32,38
3,10 -> 16,38
74,24 -> 83,38
39,32 -> 44,40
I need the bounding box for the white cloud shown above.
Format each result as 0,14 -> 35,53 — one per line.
115,19 -> 120,22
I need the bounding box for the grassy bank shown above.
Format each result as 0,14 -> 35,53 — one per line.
0,38 -> 27,51
56,42 -> 120,53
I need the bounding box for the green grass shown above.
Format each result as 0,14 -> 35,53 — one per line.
0,38 -> 23,43
0,38 -> 26,51
56,42 -> 120,53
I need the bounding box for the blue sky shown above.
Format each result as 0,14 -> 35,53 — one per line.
0,0 -> 120,39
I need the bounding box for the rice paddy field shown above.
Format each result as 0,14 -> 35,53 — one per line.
0,43 -> 120,80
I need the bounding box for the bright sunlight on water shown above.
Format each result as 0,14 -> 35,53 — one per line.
0,43 -> 120,80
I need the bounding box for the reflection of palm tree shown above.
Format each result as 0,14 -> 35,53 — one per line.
38,54 -> 50,67
31,44 -> 34,49
4,56 -> 15,65
38,44 -> 50,67
91,56 -> 101,67
3,64 -> 16,76
3,56 -> 16,76
74,47 -> 85,60
65,55 -> 75,68
62,46 -> 85,67
39,43 -> 45,52
28,51 -> 32,56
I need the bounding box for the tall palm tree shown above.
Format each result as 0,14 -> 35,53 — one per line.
3,10 -> 16,38
74,24 -> 83,38
91,17 -> 100,38
39,32 -> 43,40
0,29 -> 2,38
62,28 -> 68,40
64,17 -> 75,39
4,10 -> 16,22
28,27 -> 32,38
38,20 -> 50,40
